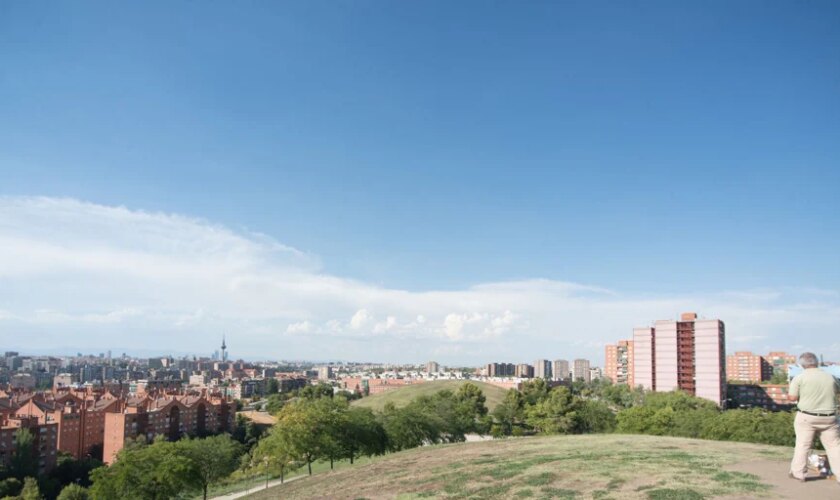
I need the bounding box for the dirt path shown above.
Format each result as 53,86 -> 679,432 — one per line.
210,474 -> 305,500
726,460 -> 838,499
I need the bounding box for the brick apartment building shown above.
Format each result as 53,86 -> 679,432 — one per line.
12,392 -> 116,461
765,351 -> 796,374
726,351 -> 773,383
102,392 -> 233,463
1,387 -> 234,465
0,415 -> 58,474
633,312 -> 726,406
604,340 -> 634,387
728,383 -> 793,411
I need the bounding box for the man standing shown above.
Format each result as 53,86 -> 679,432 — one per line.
788,352 -> 840,484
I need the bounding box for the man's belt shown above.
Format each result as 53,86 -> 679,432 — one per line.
799,410 -> 836,417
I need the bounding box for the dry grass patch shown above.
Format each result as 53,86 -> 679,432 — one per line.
244,434 -> 790,499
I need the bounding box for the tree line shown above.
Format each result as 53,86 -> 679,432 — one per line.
491,378 -> 795,447
248,381 -> 489,483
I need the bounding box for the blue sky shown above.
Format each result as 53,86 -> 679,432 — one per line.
0,2 -> 838,363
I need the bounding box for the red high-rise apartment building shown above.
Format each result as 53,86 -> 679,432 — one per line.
765,351 -> 796,374
726,351 -> 773,382
604,340 -> 635,387
632,312 -> 726,406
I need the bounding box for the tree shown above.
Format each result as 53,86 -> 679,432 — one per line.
272,400 -> 325,475
315,398 -> 347,470
596,382 -> 645,410
249,427 -> 297,486
453,383 -> 491,435
57,484 -> 90,500
339,407 -> 387,464
19,477 -> 41,500
264,394 -> 286,414
380,401 -> 445,451
615,391 -> 721,437
10,429 -> 38,480
769,371 -> 788,385
232,415 -> 265,452
575,399 -> 616,433
266,378 -> 280,395
179,435 -> 244,500
298,383 -> 333,400
492,389 -> 525,436
406,392 -> 468,443
702,408 -> 794,446
0,478 -> 22,498
520,379 -> 551,406
456,382 -> 488,418
49,453 -> 103,489
524,387 -> 578,434
88,438 -> 192,500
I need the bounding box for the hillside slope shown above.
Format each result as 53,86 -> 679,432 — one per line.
351,380 -> 509,412
244,434 -> 838,499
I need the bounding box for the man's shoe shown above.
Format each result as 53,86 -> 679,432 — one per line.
788,472 -> 806,483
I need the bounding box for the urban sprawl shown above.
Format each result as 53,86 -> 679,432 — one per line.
1,311 -> 836,477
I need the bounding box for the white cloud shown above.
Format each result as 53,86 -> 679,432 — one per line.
286,320 -> 313,335
1,196 -> 839,364
350,309 -> 372,330
373,316 -> 397,334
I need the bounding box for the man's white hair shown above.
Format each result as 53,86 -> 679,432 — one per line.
799,352 -> 819,368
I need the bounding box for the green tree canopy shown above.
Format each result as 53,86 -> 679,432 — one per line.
56,483 -> 90,500
491,389 -> 526,437
249,426 -> 298,485
379,402 -> 442,451
10,429 -> 38,480
456,382 -> 488,417
49,453 -> 103,489
0,478 -> 22,498
298,383 -> 334,400
271,399 -> 328,475
19,477 -> 41,500
524,387 -> 578,434
178,435 -> 244,500
340,407 -> 388,464
88,438 -> 192,500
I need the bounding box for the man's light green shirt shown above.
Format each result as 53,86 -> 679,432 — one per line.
789,368 -> 840,413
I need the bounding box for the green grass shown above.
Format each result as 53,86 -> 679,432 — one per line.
243,434 -> 790,499
351,380 -> 509,412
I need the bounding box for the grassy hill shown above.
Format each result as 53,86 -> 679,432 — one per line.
351,380 -> 509,412
244,434 -> 800,499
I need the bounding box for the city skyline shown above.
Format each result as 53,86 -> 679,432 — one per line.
1,2 -> 839,363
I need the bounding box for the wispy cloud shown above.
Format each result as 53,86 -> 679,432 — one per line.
1,196 -> 838,364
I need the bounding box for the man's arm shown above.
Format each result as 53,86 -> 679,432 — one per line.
788,376 -> 800,403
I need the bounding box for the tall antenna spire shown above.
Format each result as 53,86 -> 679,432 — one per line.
221,335 -> 228,361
